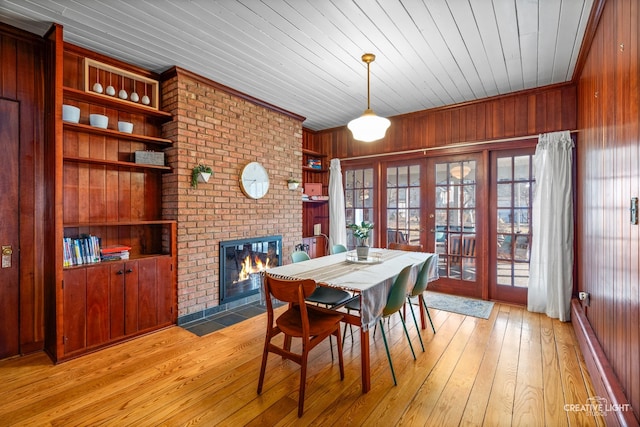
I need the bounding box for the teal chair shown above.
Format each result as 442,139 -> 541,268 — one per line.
290,250 -> 311,263
331,244 -> 348,254
405,255 -> 437,353
378,264 -> 417,386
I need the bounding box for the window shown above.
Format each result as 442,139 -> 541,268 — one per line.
344,167 -> 375,248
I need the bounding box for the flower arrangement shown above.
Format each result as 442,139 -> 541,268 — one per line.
347,221 -> 374,247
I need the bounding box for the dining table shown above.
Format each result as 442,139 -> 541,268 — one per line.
265,248 -> 438,393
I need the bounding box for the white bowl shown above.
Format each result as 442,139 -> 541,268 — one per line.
89,114 -> 109,129
62,105 -> 80,123
118,121 -> 133,133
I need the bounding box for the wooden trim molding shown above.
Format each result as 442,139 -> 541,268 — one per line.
571,299 -> 638,427
571,0 -> 607,82
161,66 -> 306,123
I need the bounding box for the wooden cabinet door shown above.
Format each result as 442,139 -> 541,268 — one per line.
124,261 -> 139,335
63,268 -> 87,354
86,264 -> 110,347
109,263 -> 126,339
156,257 -> 174,325
137,258 -> 158,330
305,237 -> 317,258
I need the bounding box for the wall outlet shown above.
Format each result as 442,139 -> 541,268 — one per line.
578,291 -> 590,307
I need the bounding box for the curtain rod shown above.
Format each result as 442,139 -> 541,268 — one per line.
338,129 -> 579,161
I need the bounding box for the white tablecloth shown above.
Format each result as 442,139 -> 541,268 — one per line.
266,249 -> 438,330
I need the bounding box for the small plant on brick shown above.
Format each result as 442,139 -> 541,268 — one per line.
191,164 -> 213,188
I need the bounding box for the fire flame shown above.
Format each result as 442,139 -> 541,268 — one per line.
237,255 -> 270,282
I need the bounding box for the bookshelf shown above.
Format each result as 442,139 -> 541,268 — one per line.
48,43 -> 177,362
301,146 -> 329,244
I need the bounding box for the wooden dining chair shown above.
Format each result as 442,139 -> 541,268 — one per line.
388,242 -> 423,251
290,249 -> 350,359
406,255 -> 438,352
378,264 -> 417,386
258,274 -> 345,417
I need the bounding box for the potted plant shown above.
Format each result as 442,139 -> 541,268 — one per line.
287,177 -> 300,190
191,164 -> 212,188
348,221 -> 374,260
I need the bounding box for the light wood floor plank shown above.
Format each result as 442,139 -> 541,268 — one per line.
420,309 -> 499,426
0,302 -> 601,426
512,308 -> 545,426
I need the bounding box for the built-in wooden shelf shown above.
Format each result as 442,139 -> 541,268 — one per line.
63,155 -> 171,172
63,87 -> 172,119
63,122 -> 173,146
63,220 -> 176,228
302,148 -> 327,157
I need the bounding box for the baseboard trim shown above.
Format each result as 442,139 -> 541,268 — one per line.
571,298 -> 638,426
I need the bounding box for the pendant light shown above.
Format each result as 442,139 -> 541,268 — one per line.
348,53 -> 390,142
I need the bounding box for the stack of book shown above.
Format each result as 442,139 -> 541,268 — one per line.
63,235 -> 101,267
100,245 -> 132,262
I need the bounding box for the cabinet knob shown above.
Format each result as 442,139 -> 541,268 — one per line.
116,270 -> 124,275
126,268 -> 133,273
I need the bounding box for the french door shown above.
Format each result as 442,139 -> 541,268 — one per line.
384,162 -> 423,246
425,154 -> 486,298
489,149 -> 535,304
346,149 -> 533,304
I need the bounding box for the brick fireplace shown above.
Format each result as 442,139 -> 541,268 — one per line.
219,235 -> 282,303
161,67 -> 303,325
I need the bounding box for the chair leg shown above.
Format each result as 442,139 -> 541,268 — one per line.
342,308 -> 355,344
329,335 -> 334,361
257,336 -> 271,394
407,297 -> 425,352
379,318 -> 397,386
335,328 -> 345,380
420,294 -> 436,334
298,350 -> 308,417
399,311 -> 417,361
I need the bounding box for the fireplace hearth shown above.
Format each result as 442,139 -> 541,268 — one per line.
219,235 -> 282,303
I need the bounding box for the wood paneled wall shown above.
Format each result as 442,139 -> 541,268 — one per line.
576,0 -> 639,423
307,83 -> 576,160
0,24 -> 47,354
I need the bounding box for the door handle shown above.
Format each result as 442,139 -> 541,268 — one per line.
2,245 -> 12,268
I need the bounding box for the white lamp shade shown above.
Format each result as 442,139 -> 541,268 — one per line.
348,109 -> 391,142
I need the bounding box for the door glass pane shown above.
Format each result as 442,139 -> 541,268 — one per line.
386,163 -> 420,245
493,153 -> 534,288
435,160 -> 477,282
345,167 -> 375,249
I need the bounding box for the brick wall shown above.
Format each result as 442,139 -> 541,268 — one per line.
161,68 -> 303,321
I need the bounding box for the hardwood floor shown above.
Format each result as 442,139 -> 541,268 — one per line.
0,302 -> 604,426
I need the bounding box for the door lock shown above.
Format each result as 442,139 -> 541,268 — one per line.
2,245 -> 12,268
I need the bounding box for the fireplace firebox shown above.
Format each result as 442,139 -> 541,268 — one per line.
219,235 -> 282,303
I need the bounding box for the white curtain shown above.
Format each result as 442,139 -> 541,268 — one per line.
528,131 -> 574,321
329,158 -> 347,248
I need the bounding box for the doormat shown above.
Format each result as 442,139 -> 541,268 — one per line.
423,291 -> 494,319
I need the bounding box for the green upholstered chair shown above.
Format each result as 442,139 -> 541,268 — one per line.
406,255 -> 437,353
378,264 -> 417,385
331,244 -> 348,254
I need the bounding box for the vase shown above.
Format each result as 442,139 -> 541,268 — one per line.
356,245 -> 369,261
197,172 -> 211,183
288,182 -> 299,190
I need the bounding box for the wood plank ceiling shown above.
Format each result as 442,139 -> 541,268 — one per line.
0,0 -> 595,131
